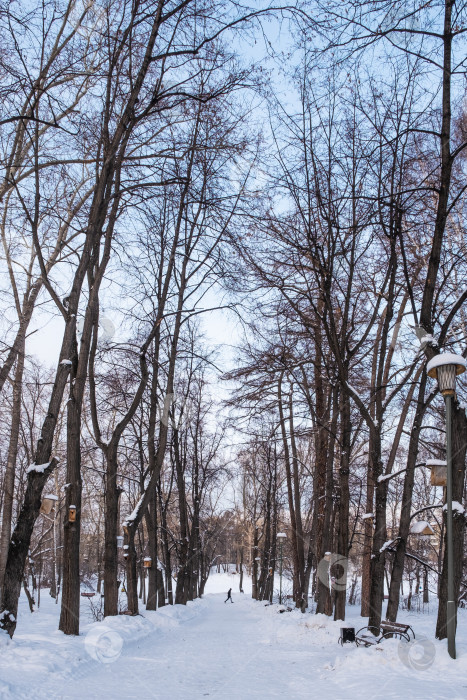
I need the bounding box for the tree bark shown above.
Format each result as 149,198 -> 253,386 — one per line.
334,392 -> 351,621
436,400 -> 467,638
0,336 -> 25,604
386,375 -> 427,620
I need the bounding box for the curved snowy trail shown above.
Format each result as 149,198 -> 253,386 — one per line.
2,587 -> 467,699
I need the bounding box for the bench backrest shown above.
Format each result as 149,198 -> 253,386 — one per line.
380,620 -> 409,632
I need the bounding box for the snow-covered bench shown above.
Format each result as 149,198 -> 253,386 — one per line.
355,620 -> 415,646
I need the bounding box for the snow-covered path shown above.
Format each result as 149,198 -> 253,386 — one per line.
73,593 -> 302,699
2,576 -> 467,700
68,595 -> 467,700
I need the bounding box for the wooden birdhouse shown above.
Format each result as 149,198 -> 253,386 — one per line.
431,465 -> 447,487
361,513 -> 374,526
426,460 -> 447,487
410,520 -> 435,540
40,494 -> 58,515
143,557 -> 152,568
69,505 -> 77,522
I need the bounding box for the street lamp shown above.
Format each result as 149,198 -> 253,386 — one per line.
277,532 -> 287,605
427,352 -> 466,659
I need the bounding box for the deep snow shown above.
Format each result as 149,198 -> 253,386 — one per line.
1,573 -> 467,699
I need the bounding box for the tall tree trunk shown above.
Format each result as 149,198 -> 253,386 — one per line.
125,529 -> 138,615
278,375 -> 300,604
386,376 -> 427,620
251,526 -> 258,600
59,358 -> 83,636
334,392 -> 351,621
145,500 -> 158,610
436,401 -> 467,638
103,444 -> 122,617
367,429 -> 388,631
309,318 -> 332,615
0,336 -> 25,605
288,390 -> 305,606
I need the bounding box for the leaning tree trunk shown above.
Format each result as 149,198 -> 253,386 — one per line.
0,458 -> 59,636
0,336 -> 25,605
0,300 -> 80,639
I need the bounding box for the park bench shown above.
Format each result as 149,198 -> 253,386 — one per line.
355,620 -> 415,647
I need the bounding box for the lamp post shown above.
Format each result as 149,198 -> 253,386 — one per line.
277,532 -> 287,605
427,353 -> 466,659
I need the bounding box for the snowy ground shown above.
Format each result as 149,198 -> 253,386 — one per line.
1,573 -> 467,699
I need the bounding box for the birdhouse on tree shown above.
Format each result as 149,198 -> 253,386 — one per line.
426,459 -> 447,487
69,505 -> 77,522
40,494 -> 58,515
143,557 -> 152,568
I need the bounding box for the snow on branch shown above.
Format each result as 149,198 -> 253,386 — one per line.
27,462 -> 52,474
418,333 -> 438,350
378,467 -> 406,483
123,494 -> 145,526
378,462 -> 427,484
442,501 -> 465,515
380,539 -> 395,552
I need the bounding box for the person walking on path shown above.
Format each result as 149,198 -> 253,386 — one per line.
224,588 -> 233,603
